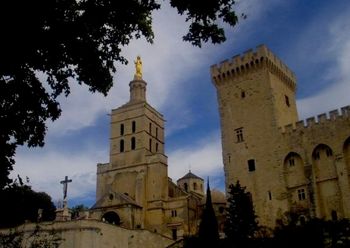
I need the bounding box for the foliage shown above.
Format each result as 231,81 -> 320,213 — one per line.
223,181 -> 259,248
71,204 -> 89,219
197,181 -> 220,246
273,215 -> 350,248
0,0 -> 242,189
184,181 -> 220,248
0,176 -> 56,228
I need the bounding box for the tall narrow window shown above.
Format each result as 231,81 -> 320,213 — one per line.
314,152 -> 320,160
156,127 -> 158,138
184,183 -> 188,192
331,210 -> 338,221
235,128 -> 244,142
149,139 -> 152,152
248,159 -> 255,172
132,121 -> 136,133
172,229 -> 177,240
297,189 -> 306,200
120,139 -> 124,153
131,137 -> 136,150
285,95 -> 290,107
193,182 -> 197,190
268,191 -> 272,200
120,124 -> 124,135
326,148 -> 333,157
149,123 -> 152,134
241,91 -> 245,98
289,158 -> 295,166
156,143 -> 159,152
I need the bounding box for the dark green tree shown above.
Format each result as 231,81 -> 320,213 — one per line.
224,181 -> 259,248
273,216 -> 324,248
273,215 -> 350,248
0,176 -> 56,228
71,204 -> 89,219
197,180 -> 219,246
0,0 -> 242,189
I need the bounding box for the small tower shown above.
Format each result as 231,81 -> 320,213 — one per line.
177,170 -> 204,196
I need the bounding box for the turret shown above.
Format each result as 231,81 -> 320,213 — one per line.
177,171 -> 204,196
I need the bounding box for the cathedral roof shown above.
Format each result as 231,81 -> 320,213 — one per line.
177,170 -> 203,181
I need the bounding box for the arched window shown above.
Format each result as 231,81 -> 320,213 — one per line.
283,152 -> 305,189
131,137 -> 136,150
132,121 -> 136,133
120,139 -> 124,152
120,124 -> 124,135
184,183 -> 188,192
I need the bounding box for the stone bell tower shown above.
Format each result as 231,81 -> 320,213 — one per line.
93,56 -> 169,232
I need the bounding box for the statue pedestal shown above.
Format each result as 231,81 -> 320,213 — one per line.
55,200 -> 71,221
55,207 -> 71,221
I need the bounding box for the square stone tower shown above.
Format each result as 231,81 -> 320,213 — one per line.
211,45 -> 298,197
211,45 -> 350,226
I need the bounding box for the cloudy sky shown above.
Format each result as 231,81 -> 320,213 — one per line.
12,0 -> 350,207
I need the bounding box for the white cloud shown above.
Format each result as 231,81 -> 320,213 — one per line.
296,5 -> 350,119
12,147 -> 107,203
168,132 -> 223,182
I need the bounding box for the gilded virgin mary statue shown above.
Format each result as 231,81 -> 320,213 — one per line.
134,56 -> 142,79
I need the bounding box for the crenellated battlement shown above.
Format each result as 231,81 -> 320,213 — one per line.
281,105 -> 350,133
211,44 -> 296,91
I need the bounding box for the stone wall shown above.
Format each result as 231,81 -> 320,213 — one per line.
0,220 -> 175,248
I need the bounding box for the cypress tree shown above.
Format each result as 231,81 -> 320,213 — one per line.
224,181 -> 258,247
198,179 -> 219,246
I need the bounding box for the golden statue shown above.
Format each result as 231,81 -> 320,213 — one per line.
134,56 -> 142,78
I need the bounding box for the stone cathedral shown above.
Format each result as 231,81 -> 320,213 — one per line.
211,45 -> 350,227
89,56 -> 207,239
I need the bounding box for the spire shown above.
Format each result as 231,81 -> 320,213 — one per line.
129,56 -> 147,102
206,177 -> 212,205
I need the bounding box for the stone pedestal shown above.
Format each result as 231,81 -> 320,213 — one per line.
55,200 -> 71,221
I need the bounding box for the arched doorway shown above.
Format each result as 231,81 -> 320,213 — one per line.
102,211 -> 121,225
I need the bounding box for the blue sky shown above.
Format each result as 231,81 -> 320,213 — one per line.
12,0 -> 350,207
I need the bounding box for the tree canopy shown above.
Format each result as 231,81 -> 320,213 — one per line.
0,0 -> 241,189
0,176 -> 56,228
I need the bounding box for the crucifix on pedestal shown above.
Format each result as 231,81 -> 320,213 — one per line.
60,176 -> 72,208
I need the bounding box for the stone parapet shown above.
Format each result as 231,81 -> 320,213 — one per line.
211,44 -> 296,90
280,105 -> 350,133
